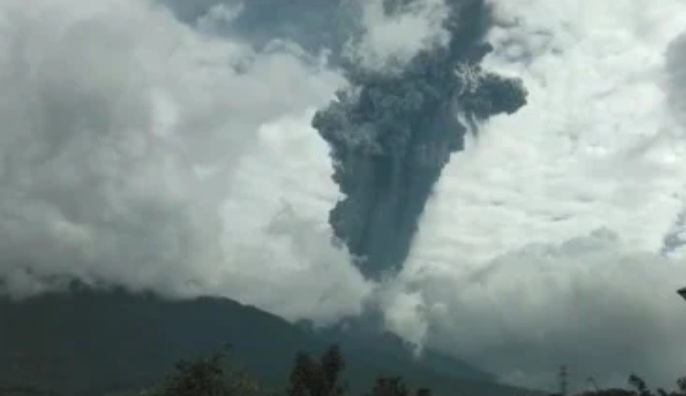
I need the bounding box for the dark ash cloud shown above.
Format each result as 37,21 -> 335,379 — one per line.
313,0 -> 527,278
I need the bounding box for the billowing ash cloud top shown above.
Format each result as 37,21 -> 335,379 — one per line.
314,0 -> 527,278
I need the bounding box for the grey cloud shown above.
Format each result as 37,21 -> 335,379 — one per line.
663,32 -> 686,259
160,0 -> 353,58
665,31 -> 686,126
385,230 -> 686,391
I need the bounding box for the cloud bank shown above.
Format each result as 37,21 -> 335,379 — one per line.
386,231 -> 686,390
0,0 -> 370,324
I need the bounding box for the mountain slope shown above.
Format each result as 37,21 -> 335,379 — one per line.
0,286 -> 536,396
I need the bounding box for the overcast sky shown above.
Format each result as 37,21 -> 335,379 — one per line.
1,0 -> 686,392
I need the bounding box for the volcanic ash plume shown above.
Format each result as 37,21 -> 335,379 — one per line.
313,0 -> 527,278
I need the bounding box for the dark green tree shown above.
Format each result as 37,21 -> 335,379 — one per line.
677,377 -> 686,394
629,374 -> 652,396
145,347 -> 265,396
286,345 -> 346,396
365,376 -> 431,396
366,377 -> 408,396
579,374 -> 686,396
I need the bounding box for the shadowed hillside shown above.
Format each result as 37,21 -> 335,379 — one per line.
0,285 -> 536,396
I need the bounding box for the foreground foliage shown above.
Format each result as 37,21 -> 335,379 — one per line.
567,374 -> 686,396
142,345 -> 432,396
141,347 -> 268,396
143,345 -> 686,396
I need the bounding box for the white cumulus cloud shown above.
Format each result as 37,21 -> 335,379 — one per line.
344,0 -> 451,72
0,0 -> 371,325
381,0 -> 686,390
